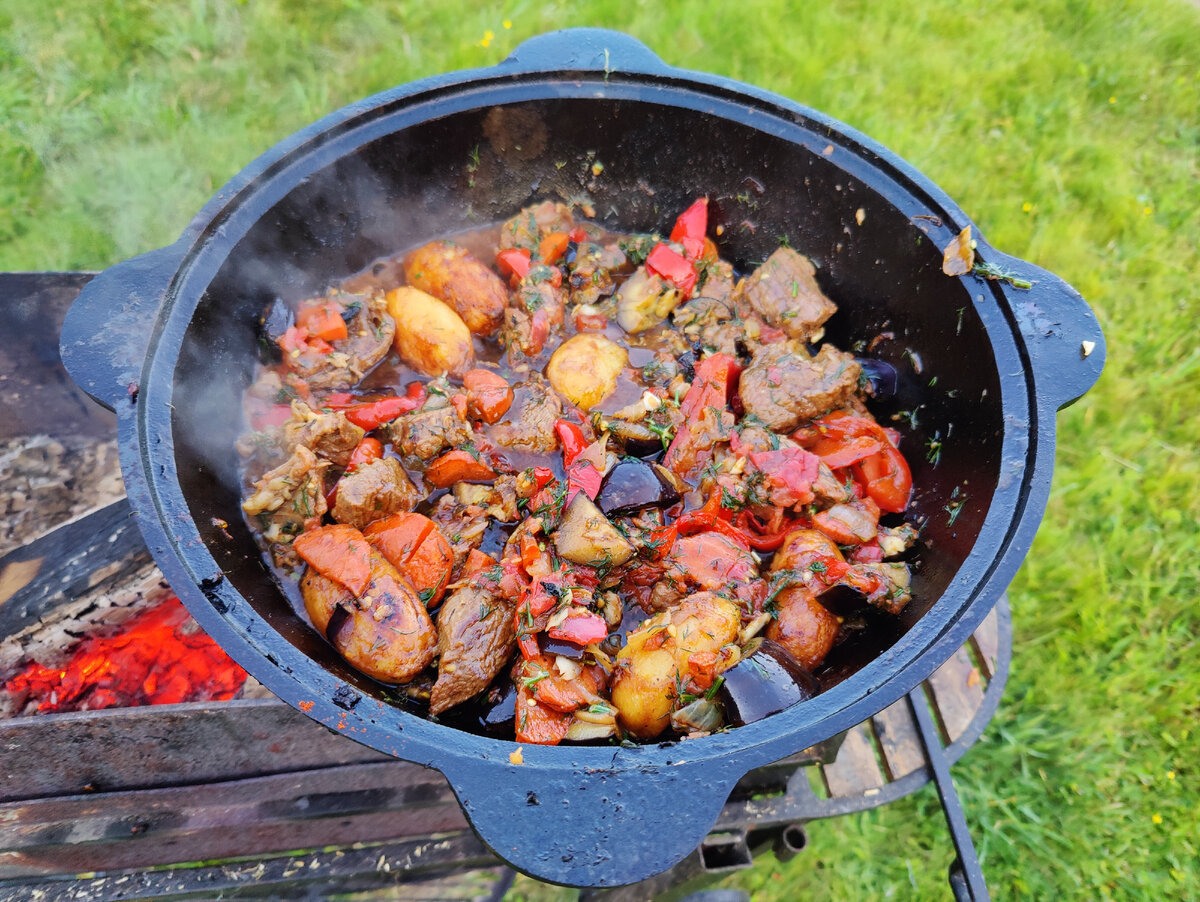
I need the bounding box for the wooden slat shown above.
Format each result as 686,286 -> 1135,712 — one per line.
820,722 -> 884,797
0,699 -> 393,802
870,698 -> 926,781
926,645 -> 985,743
0,760 -> 466,877
972,606 -> 1000,680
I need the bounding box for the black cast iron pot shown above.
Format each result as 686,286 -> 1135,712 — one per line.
60,29 -> 1104,886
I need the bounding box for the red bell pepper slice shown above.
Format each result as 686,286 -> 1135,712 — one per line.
496,247 -> 532,280
343,382 -> 426,430
424,449 -> 498,488
346,436 -> 383,472
554,420 -> 589,466
645,243 -> 697,298
669,197 -> 708,261
546,611 -> 609,646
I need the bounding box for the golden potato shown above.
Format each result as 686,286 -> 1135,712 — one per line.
610,592 -> 740,740
545,333 -> 627,410
385,286 -> 474,377
300,548 -> 438,683
404,241 -> 507,336
764,587 -> 839,670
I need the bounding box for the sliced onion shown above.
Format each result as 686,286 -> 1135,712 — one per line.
671,698 -> 724,734
573,703 -> 618,726
565,718 -> 618,742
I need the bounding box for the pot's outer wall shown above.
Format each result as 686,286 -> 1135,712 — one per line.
59,29 -> 1104,887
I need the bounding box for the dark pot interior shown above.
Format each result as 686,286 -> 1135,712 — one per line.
172,94 -> 1002,706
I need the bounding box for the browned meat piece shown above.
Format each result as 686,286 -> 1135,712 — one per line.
488,376 -> 563,454
812,460 -> 855,506
499,201 -> 576,253
860,562 -> 912,615
736,247 -> 836,342
739,342 -> 862,433
697,259 -> 736,305
567,242 -> 627,306
388,403 -> 473,460
242,445 -> 329,553
427,494 -> 490,571
300,547 -> 437,683
284,401 -> 365,467
331,457 -> 421,529
288,292 -> 396,391
429,585 -> 516,714
404,241 -> 508,336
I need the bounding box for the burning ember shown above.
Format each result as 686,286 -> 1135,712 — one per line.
4,595 -> 247,714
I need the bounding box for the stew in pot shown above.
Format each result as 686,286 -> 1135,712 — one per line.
238,198 -> 917,745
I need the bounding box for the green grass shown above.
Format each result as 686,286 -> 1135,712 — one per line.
3,0 -> 1197,898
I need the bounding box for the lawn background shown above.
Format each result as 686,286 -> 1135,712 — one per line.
2,1 -> 1197,899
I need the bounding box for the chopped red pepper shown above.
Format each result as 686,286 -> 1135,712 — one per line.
496,247 -> 532,280
645,243 -> 698,298
546,611 -> 609,646
567,226 -> 589,243
554,420 -> 589,466
463,369 -> 513,424
669,197 -> 708,261
346,436 -> 384,473
424,449 -> 498,488
854,445 -> 912,514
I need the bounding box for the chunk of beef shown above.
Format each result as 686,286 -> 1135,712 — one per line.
284,401 -> 365,467
736,247 -> 836,342
696,259 -> 736,305
331,457 -> 421,529
388,403 -> 473,460
488,376 -> 563,454
427,494 -> 490,571
429,585 -> 516,715
242,445 -> 329,557
499,201 -> 576,253
739,342 -> 862,433
288,292 -> 395,391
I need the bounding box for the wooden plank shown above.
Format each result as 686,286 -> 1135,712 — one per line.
870,698 -> 926,781
926,645 -> 985,744
0,699 -> 393,802
5,832 -> 500,901
0,760 -> 467,877
820,722 -> 884,798
971,605 -> 1000,680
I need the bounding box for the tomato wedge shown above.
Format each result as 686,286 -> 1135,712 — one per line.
363,513 -> 454,607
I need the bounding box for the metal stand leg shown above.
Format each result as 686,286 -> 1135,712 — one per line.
908,687 -> 991,902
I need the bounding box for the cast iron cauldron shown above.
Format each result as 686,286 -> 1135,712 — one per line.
60,29 -> 1104,886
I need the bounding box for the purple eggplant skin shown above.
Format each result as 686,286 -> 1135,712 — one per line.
717,638 -> 819,727
856,357 -> 899,400
596,459 -> 683,516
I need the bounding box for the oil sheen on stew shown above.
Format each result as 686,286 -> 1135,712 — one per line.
238,198 -> 918,746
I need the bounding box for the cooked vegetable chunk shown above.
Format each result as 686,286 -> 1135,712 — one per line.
385,286 -> 475,376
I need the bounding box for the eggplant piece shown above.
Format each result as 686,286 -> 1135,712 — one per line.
856,358 -> 899,400
717,638 -> 819,727
596,459 -> 683,516
604,417 -> 666,458
256,297 -> 292,363
479,680 -> 519,735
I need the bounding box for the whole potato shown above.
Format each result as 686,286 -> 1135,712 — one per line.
385,286 -> 474,377
404,241 -> 507,336
545,333 -> 628,410
765,587 -> 839,670
611,592 -> 740,740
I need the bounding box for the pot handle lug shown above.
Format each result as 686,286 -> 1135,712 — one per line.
986,250 -> 1106,411
439,752 -> 736,886
59,242 -> 187,411
503,28 -> 669,78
